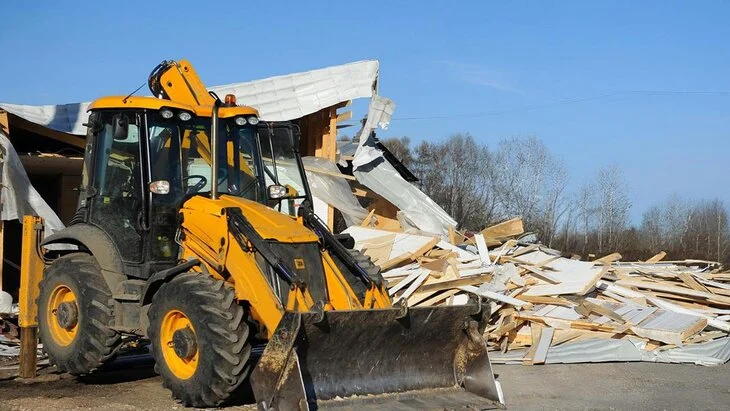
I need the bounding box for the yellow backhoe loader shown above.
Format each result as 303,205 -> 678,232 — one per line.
29,60 -> 503,409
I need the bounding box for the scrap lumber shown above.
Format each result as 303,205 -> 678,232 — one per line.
646,251 -> 667,263
352,215 -> 730,366
481,217 -> 524,242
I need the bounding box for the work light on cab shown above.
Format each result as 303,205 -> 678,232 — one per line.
234,116 -> 247,126
160,108 -> 174,119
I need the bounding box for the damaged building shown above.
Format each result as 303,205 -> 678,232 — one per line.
0,59 -> 455,303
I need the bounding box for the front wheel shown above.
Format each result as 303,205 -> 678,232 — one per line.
38,253 -> 120,374
148,272 -> 252,407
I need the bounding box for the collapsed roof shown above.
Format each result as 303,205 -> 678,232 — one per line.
0,60 -> 379,135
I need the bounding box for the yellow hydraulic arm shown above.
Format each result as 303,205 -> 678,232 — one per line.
148,60 -> 217,107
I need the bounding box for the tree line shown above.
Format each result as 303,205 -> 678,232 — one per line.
381,134 -> 730,264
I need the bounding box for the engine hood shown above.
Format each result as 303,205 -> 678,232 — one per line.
181,195 -> 320,243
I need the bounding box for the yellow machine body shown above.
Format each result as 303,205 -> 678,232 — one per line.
177,194 -> 391,338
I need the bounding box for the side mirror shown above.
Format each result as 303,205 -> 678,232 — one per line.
268,184 -> 287,199
149,180 -> 170,195
112,114 -> 129,140
84,117 -> 104,134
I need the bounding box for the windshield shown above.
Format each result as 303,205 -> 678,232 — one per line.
147,111 -> 307,214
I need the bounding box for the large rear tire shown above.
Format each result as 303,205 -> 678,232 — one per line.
38,253 -> 120,374
148,272 -> 252,407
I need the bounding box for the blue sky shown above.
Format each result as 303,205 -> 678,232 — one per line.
1,1 -> 728,222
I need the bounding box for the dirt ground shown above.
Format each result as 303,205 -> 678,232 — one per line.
1,355 -> 729,410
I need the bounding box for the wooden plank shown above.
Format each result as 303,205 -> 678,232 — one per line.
474,234 -> 491,265
381,237 -> 439,270
532,327 -> 555,364
550,329 -> 585,346
490,317 -> 524,338
580,300 -> 625,323
345,227 -> 439,268
361,209 -> 376,227
593,252 -> 622,264
394,269 -> 431,303
435,240 -> 480,261
413,289 -> 460,307
515,295 -> 576,307
459,285 -> 531,307
510,244 -> 540,258
0,110 -> 9,136
19,327 -> 38,378
417,274 -> 494,294
336,110 -> 352,123
388,268 -> 425,296
448,226 -> 457,246
515,314 -> 620,332
522,324 -> 543,365
360,234 -> 395,266
645,251 -> 667,263
520,265 -> 561,284
481,217 -> 524,240
616,279 -> 730,306
677,272 -> 711,294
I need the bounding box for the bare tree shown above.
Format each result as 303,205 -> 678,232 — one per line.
575,183 -> 597,255
594,165 -> 631,252
490,136 -> 569,245
411,134 -> 496,229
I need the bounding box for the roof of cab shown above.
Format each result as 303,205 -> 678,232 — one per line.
88,96 -> 259,118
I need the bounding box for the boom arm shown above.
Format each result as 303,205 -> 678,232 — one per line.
148,60 -> 217,107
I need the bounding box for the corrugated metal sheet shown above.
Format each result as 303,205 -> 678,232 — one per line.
489,336 -> 730,366
0,60 -> 378,135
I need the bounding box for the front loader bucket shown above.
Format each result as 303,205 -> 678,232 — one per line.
251,305 -> 505,410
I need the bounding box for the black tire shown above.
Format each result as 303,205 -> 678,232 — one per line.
148,272 -> 252,407
348,249 -> 385,286
334,249 -> 386,301
38,253 -> 120,374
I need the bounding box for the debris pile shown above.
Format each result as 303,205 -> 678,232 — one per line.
344,218 -> 730,366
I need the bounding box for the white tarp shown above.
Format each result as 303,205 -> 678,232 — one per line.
352,95 -> 457,236
300,157 -> 369,226
0,60 -> 379,135
0,131 -> 65,237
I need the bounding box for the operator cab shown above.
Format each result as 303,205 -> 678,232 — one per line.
77,96 -> 309,278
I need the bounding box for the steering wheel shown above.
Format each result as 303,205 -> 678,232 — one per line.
183,175 -> 208,195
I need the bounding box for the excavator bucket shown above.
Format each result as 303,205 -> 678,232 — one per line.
251,304 -> 505,410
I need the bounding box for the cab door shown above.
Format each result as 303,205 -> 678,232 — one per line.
86,111 -> 146,264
